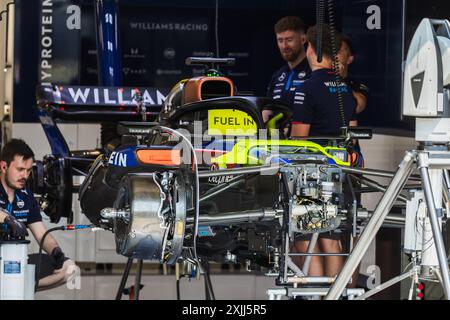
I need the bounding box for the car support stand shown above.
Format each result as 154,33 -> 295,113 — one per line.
326,149 -> 450,300
115,257 -> 133,300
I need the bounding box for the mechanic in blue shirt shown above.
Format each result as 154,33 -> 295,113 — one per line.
264,16 -> 312,127
0,139 -> 75,290
290,25 -> 358,279
291,27 -> 358,138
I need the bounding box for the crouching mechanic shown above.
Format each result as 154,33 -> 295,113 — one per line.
290,25 -> 358,279
0,139 -> 75,290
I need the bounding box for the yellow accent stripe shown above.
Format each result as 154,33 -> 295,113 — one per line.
212,139 -> 350,167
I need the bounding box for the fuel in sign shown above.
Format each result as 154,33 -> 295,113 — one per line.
208,109 -> 258,136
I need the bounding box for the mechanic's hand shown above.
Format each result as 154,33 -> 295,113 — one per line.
51,247 -> 66,270
4,215 -> 29,239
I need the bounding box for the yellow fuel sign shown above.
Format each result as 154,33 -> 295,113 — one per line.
208,109 -> 258,136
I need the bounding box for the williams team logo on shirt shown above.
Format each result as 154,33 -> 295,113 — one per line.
17,199 -> 25,209
298,71 -> 307,79
324,81 -> 349,94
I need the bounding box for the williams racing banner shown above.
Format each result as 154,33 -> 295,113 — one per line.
37,85 -> 169,107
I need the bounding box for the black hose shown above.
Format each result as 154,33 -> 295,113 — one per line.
316,0 -> 325,63
34,224 -> 93,293
215,0 -> 220,58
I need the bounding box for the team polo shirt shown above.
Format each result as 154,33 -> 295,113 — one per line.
0,183 -> 42,226
267,58 -> 312,109
292,68 -> 357,137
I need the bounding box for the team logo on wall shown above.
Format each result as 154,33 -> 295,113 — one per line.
156,69 -> 182,76
129,22 -> 209,32
164,48 -> 176,59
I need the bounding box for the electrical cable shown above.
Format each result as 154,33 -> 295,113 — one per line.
316,0 -> 325,63
215,0 -> 220,58
326,0 -> 347,128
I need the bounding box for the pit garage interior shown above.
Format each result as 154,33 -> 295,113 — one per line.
0,0 -> 449,301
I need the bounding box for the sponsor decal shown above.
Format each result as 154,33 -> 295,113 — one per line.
164,47 -> 176,59
124,48 -> 146,59
156,69 -> 182,76
40,0 -> 54,85
208,176 -> 235,185
108,151 -> 128,167
48,86 -> 167,106
123,68 -> 147,75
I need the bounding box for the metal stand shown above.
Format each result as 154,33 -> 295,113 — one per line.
355,268 -> 419,300
115,258 -> 133,300
202,261 -> 216,300
115,258 -> 144,301
134,259 -> 144,301
267,288 -> 365,300
326,150 -> 450,300
302,233 -> 319,275
176,278 -> 181,300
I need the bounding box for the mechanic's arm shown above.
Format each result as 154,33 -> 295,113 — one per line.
291,123 -> 311,137
0,209 -> 8,222
28,222 -> 60,255
348,81 -> 369,115
262,110 -> 274,123
353,91 -> 367,114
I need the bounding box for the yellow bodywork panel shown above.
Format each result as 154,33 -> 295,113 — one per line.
212,139 -> 350,168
